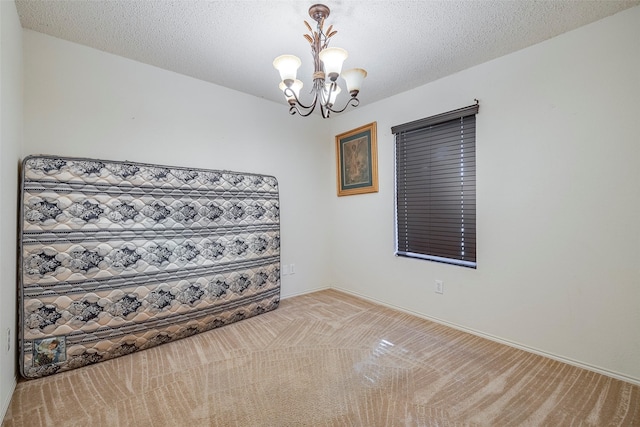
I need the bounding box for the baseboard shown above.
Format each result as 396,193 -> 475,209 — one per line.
0,375 -> 17,423
281,285 -> 331,301
332,286 -> 640,387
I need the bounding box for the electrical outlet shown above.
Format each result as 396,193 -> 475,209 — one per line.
282,264 -> 290,275
290,264 -> 296,274
435,280 -> 444,294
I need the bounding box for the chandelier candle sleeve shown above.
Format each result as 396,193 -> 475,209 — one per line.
272,4 -> 367,118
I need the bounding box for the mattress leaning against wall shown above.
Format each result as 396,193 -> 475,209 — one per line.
18,155 -> 281,379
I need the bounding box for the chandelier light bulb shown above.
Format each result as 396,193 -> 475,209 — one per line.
319,47 -> 348,81
279,79 -> 304,104
273,55 -> 302,83
324,83 -> 341,106
341,68 -> 367,96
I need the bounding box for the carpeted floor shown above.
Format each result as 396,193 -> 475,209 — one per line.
3,289 -> 639,426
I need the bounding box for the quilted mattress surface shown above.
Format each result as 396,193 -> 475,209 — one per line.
19,155 -> 280,378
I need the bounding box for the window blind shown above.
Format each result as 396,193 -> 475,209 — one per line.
393,104 -> 478,268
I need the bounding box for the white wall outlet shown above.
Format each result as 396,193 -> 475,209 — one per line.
282,264 -> 290,275
435,280 -> 444,294
290,264 -> 296,275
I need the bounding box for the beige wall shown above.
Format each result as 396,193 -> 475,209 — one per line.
0,0 -> 22,418
328,6 -> 640,383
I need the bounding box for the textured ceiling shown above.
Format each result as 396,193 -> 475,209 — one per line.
14,0 -> 640,109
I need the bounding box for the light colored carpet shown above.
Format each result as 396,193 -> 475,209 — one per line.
3,289 -> 639,426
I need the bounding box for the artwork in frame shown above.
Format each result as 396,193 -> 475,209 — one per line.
335,122 -> 379,196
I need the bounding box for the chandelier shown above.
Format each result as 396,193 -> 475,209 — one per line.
273,4 -> 367,118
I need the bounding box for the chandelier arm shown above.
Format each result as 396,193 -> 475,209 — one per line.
283,86 -> 317,111
289,102 -> 318,117
283,86 -> 319,117
324,97 -> 360,114
319,103 -> 330,119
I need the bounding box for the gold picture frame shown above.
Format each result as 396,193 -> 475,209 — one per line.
335,122 -> 379,196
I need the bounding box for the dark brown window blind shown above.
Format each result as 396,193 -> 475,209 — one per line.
392,104 -> 478,268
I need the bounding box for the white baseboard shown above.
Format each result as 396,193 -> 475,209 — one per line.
0,375 -> 17,423
280,285 -> 331,301
331,286 -> 640,387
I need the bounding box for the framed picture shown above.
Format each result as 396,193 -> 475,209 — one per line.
335,122 -> 378,196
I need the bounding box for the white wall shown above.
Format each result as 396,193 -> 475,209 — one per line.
0,0 -> 22,418
23,29 -> 334,302
329,6 -> 640,383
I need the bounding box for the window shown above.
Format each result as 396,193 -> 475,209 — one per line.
392,103 -> 478,268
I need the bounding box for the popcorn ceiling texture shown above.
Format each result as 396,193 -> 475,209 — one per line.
14,1 -> 639,107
